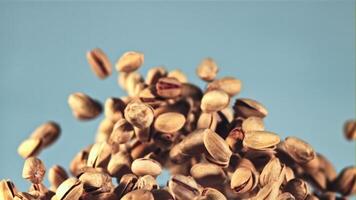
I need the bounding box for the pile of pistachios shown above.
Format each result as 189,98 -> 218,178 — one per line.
1,49 -> 355,200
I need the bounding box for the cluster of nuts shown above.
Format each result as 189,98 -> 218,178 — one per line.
1,48 -> 355,200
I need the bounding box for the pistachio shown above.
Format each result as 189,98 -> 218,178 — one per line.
196,58 -> 219,81
154,112 -> 186,133
86,48 -> 112,79
0,180 -> 18,200
116,51 -> 144,72
30,121 -> 61,148
201,90 -> 230,113
207,77 -> 242,96
131,158 -> 162,177
17,138 -> 42,159
22,157 -> 46,184
124,101 -> 154,129
282,136 -> 315,164
203,129 -> 232,167
243,130 -> 280,150
156,77 -> 182,98
55,178 -> 84,200
68,92 -> 102,120
233,98 -> 268,118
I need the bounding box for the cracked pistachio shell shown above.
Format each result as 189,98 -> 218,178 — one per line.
230,167 -> 254,194
283,136 -> 315,164
201,90 -> 230,113
234,98 -> 268,118
55,178 -> 83,200
154,112 -> 186,133
22,157 -> 46,184
243,131 -> 280,150
203,129 -> 232,167
0,180 -> 18,200
124,101 -> 154,129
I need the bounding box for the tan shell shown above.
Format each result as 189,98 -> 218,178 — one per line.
115,51 -> 144,73
203,129 -> 232,167
201,90 -> 230,113
154,112 -> 186,133
243,131 -> 280,150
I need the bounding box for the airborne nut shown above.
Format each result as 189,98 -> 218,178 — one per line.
17,138 -> 42,159
168,175 -> 201,200
131,158 -> 162,177
156,77 -> 182,98
146,67 -> 167,85
22,157 -> 46,184
282,136 -> 315,164
55,178 -> 84,200
86,48 -> 112,79
201,90 -> 229,113
196,57 -> 219,81
168,69 -> 188,83
203,129 -> 232,167
104,97 -> 125,122
234,98 -> 268,118
124,101 -> 154,129
154,112 -> 186,133
243,130 -> 280,150
207,77 -> 242,97
68,93 -> 102,120
116,51 -> 144,73
30,121 -> 61,148
109,119 -> 134,144
48,165 -> 68,190
242,117 -> 264,132
344,120 -> 356,140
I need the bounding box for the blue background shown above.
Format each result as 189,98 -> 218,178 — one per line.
0,1 -> 355,192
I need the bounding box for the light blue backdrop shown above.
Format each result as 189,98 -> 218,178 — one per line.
0,1 -> 354,192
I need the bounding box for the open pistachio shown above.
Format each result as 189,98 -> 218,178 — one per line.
203,129 -> 232,167
243,130 -> 280,150
168,175 -> 201,200
0,180 -> 18,200
109,119 -> 134,144
234,98 -> 268,118
48,165 -> 68,191
55,178 -> 83,200
201,90 -> 229,113
283,178 -> 309,200
282,136 -> 315,164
